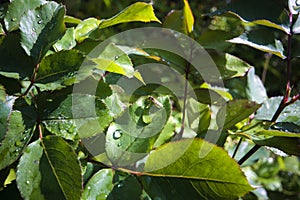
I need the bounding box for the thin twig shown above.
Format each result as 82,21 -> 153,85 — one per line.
232,138 -> 243,159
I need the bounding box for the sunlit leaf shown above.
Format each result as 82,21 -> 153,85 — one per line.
246,67 -> 268,104
144,139 -> 253,199
53,28 -> 76,51
99,2 -> 160,29
183,0 -> 194,33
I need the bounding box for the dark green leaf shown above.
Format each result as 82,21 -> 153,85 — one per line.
198,30 -> 234,50
0,111 -> 33,170
163,10 -> 186,34
4,0 -> 46,32
217,99 -> 261,130
99,2 -> 160,29
228,29 -> 286,59
35,50 -> 86,91
20,2 -> 65,62
82,169 -> 114,200
218,0 -> 289,33
144,139 -> 253,199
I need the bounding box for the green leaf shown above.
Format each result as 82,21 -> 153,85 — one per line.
75,18 -> 100,43
53,28 -> 76,51
82,169 -> 114,200
228,29 -> 286,59
0,111 -> 33,170
163,10 -> 186,34
4,0 -> 46,32
41,94 -> 113,139
183,0 -> 194,33
35,50 -> 86,91
20,1 -> 65,62
211,52 -> 252,79
18,136 -> 82,200
0,33 -> 35,79
64,15 -> 82,25
198,30 -> 234,51
218,0 -> 290,33
293,14 -> 300,34
0,87 -> 10,140
217,99 -> 261,130
99,2 -> 160,29
91,43 -> 144,81
0,24 -> 5,35
255,97 -> 300,126
246,67 -> 268,104
144,139 -> 253,199
16,140 -> 44,200
106,96 -> 171,167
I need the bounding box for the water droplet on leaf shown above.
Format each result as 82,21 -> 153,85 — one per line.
26,180 -> 30,184
114,56 -> 119,60
38,20 -> 43,24
36,14 -> 40,18
113,129 -> 122,139
11,17 -> 16,22
87,186 -> 91,190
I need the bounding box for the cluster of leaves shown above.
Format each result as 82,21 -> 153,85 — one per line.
0,0 -> 299,199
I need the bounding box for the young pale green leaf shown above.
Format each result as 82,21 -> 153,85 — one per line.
0,111 -> 33,170
144,139 -> 253,199
4,0 -> 46,32
91,43 -> 144,82
210,52 -> 252,79
35,50 -> 86,91
82,169 -> 114,200
0,24 -> 5,35
246,67 -> 268,104
53,28 -> 76,51
106,96 -> 171,167
20,1 -> 65,62
217,99 -> 261,130
228,29 -> 286,59
99,2 -> 160,29
64,15 -> 82,25
75,18 -> 100,43
16,140 -> 44,200
183,0 -> 194,33
255,97 -> 300,126
218,0 -> 290,33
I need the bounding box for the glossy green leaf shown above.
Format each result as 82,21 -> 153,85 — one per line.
106,96 -> 171,167
53,28 -> 76,51
104,93 -> 125,118
255,97 -> 300,126
4,0 -> 46,32
16,140 -> 44,200
40,136 -> 82,200
193,88 -> 227,105
246,67 -> 268,104
41,94 -> 113,140
20,2 -> 65,62
219,0 -> 290,33
0,111 -> 33,170
35,50 -> 86,91
0,24 -> 5,35
144,139 -> 253,199
0,88 -> 10,140
75,18 -> 100,43
228,29 -> 286,59
82,169 -> 114,200
211,52 -> 252,79
293,14 -> 300,34
217,99 -> 261,130
99,2 -> 160,29
183,0 -> 194,33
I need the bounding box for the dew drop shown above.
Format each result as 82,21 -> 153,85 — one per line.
32,27 -> 36,32
114,56 -> 119,60
26,180 -> 30,184
38,20 -> 43,24
36,14 -> 40,18
113,129 -> 122,139
117,182 -> 123,188
117,143 -> 121,147
87,186 -> 91,190
11,17 -> 16,22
